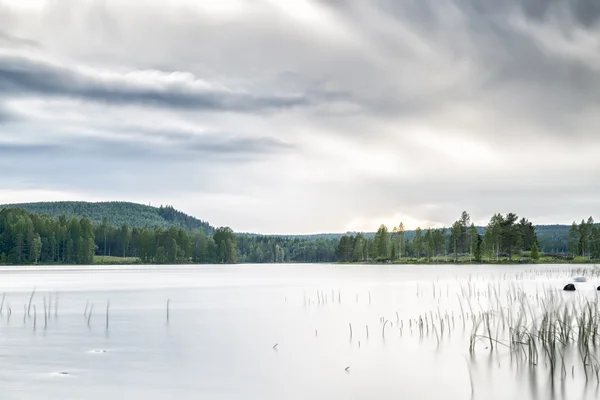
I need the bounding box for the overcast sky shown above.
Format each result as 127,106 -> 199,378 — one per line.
1,0 -> 599,234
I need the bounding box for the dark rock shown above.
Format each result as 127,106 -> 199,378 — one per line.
597,286 -> 600,291
563,284 -> 576,291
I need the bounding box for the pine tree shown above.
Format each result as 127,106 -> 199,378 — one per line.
530,240 -> 540,261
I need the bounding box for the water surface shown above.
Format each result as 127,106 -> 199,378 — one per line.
0,264 -> 598,400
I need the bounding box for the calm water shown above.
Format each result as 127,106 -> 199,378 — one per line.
0,264 -> 598,400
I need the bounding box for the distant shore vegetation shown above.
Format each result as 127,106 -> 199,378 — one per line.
0,205 -> 598,266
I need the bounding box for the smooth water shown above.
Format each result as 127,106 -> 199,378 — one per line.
0,264 -> 598,400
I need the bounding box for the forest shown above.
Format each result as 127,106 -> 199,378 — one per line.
0,204 -> 598,265
0,207 -> 337,265
0,202 -> 213,234
336,212 -> 600,263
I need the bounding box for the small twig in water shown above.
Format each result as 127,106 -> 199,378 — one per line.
43,297 -> 47,329
106,300 -> 110,331
466,360 -> 475,398
382,320 -> 388,338
87,304 -> 93,327
27,288 -> 36,317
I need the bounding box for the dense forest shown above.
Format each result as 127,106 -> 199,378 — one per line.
0,202 -> 213,234
0,203 -> 598,265
0,207 -> 232,264
336,212 -> 600,263
0,207 -> 337,265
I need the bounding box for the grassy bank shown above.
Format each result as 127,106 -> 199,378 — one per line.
94,256 -> 140,265
341,254 -> 600,265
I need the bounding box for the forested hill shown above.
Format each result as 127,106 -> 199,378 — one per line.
0,202 -> 213,234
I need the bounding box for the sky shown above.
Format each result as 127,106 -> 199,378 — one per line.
0,0 -> 599,234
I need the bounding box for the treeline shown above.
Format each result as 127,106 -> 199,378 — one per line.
2,206 -> 599,266
0,208 -> 235,265
337,211 -> 600,262
568,218 -> 600,258
0,208 -> 337,265
236,235 -> 337,263
0,208 -> 95,264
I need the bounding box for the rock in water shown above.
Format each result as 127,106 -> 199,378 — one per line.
563,283 -> 576,291
597,286 -> 600,291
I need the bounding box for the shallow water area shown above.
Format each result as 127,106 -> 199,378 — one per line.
0,263 -> 598,400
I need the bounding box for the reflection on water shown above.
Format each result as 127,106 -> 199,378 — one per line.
0,264 -> 598,399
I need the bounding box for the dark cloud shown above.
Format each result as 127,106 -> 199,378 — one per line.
518,0 -> 600,27
0,52 -> 311,112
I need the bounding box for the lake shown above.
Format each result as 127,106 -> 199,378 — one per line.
0,263 -> 598,399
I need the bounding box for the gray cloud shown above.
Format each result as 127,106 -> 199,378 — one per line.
0,0 -> 599,233
0,51 -> 312,112
518,0 -> 600,27
0,132 -> 293,161
0,106 -> 14,123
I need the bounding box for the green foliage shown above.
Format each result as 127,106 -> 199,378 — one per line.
0,208 -> 96,265
530,240 -> 540,261
474,234 -> 483,262
374,224 -> 391,259
335,211 -> 599,264
3,202 -> 599,266
568,222 -> 580,256
0,207 -> 241,265
0,202 -> 213,234
237,235 -> 337,263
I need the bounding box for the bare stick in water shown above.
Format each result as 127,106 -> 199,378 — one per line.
466,359 -> 475,399
382,320 -> 388,338
167,299 -> 170,323
349,322 -> 353,339
106,300 -> 110,331
43,296 -> 47,329
0,292 -> 5,315
87,304 -> 93,327
27,288 -> 36,317
33,305 -> 37,330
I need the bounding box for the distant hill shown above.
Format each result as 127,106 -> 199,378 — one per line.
0,201 -> 213,234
